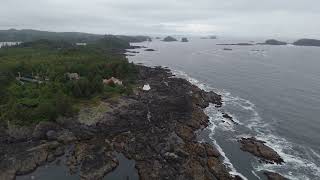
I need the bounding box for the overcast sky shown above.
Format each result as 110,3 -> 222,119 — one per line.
1,0 -> 320,38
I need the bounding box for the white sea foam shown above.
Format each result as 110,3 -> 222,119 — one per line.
221,90 -> 320,179
222,89 -> 320,179
173,70 -> 247,179
204,105 -> 235,132
251,170 -> 261,180
310,149 -> 320,160
206,109 -> 248,180
254,133 -> 320,180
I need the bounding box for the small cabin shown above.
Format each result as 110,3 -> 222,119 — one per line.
103,77 -> 123,86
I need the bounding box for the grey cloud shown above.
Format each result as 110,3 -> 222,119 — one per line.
0,0 -> 320,38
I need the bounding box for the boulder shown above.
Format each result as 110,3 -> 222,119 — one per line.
46,130 -> 58,141
32,121 -> 60,140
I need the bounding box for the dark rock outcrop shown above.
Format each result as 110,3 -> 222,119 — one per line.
239,137 -> 284,164
222,113 -> 238,125
264,171 -> 289,180
293,39 -> 320,47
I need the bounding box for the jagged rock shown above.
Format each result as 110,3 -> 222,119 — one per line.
239,137 -> 284,164
203,91 -> 223,107
222,113 -> 238,125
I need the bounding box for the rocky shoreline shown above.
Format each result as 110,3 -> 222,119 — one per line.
0,65 -> 287,180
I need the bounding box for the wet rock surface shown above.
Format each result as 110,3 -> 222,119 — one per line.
264,171 -> 289,180
239,137 -> 284,164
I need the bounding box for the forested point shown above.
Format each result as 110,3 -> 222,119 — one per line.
0,35 -> 146,126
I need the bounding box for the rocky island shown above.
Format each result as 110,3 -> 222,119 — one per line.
162,36 -> 178,42
239,137 -> 284,164
293,39 -> 320,47
181,37 -> 189,42
263,39 -> 287,45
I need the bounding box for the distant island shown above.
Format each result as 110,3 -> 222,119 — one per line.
254,39 -> 287,45
293,39 -> 320,47
264,39 -> 287,45
181,37 -> 189,42
217,43 -> 253,46
162,36 -> 177,42
200,35 -> 217,40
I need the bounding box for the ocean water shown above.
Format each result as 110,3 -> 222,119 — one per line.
128,38 -> 320,180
